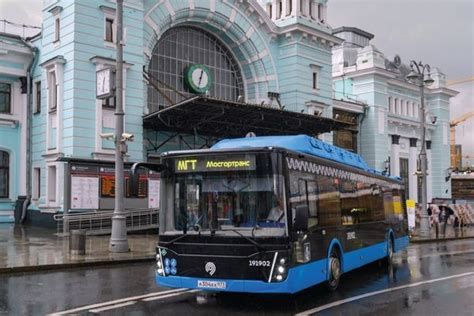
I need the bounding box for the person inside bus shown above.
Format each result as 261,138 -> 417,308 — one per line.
267,198 -> 285,222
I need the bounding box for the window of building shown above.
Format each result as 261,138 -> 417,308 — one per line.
54,18 -> 60,42
34,81 -> 41,114
388,96 -> 393,113
105,17 -> 115,43
278,0 -> 282,18
309,0 -> 313,17
0,151 -> 9,198
47,165 -> 56,202
400,100 -> 406,115
48,72 -> 57,111
407,101 -> 412,117
288,0 -> 292,15
394,98 -> 399,114
102,96 -> 116,108
0,83 -> 11,114
300,0 -> 305,15
312,71 -> 319,90
267,4 -> 272,19
33,168 -> 41,200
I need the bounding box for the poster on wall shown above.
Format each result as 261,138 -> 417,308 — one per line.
148,179 -> 160,209
71,176 -> 99,209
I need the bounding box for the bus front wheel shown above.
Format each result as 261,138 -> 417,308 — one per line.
385,239 -> 394,266
327,250 -> 341,291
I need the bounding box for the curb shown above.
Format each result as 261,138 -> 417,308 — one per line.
0,256 -> 155,275
410,235 -> 474,244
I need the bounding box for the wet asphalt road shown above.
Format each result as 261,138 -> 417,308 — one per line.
2,239 -> 474,315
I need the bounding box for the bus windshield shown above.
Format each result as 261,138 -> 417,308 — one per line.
161,153 -> 286,237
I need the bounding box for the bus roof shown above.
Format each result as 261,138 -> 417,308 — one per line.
212,135 -> 400,180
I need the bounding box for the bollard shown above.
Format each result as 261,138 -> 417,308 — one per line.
69,229 -> 86,255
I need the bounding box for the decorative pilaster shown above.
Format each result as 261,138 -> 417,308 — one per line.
427,140 -> 433,202
391,135 -> 400,177
409,138 -> 418,201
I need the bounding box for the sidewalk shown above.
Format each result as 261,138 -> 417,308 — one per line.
410,224 -> 474,243
0,223 -> 157,274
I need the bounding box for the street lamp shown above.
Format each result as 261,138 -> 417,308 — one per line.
406,60 -> 434,238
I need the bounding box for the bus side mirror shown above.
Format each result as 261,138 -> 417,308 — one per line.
293,204 -> 309,231
130,162 -> 166,197
130,163 -> 141,198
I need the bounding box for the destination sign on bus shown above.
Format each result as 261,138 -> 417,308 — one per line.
174,156 -> 256,173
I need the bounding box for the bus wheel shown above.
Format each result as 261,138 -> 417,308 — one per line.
327,250 -> 341,291
386,239 -> 394,266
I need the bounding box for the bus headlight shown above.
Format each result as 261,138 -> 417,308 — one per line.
276,275 -> 283,281
157,260 -> 162,269
277,266 -> 285,274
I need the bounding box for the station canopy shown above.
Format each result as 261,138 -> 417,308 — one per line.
143,96 -> 353,138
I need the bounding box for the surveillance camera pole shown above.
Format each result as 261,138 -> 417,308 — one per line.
109,0 -> 129,252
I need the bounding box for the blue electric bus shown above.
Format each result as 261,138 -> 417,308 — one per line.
131,135 -> 409,294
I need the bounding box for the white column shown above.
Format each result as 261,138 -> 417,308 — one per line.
271,0 -> 277,20
310,0 -> 316,19
391,135 -> 400,177
281,0 -> 287,17
427,141 -> 433,202
409,138 -> 418,202
291,0 -> 298,16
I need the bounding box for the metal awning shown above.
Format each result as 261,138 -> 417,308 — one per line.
143,96 -> 353,138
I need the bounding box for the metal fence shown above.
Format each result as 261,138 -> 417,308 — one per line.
54,208 -> 159,236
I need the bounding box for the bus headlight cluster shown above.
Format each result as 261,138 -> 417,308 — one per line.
273,257 -> 288,282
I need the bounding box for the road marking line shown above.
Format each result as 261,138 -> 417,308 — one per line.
295,271 -> 474,316
142,289 -> 200,301
89,301 -> 137,313
48,288 -> 191,315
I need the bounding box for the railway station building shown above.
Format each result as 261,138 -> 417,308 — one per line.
0,0 -> 457,224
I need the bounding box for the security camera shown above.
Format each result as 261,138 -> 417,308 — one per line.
121,133 -> 134,142
431,116 -> 438,124
99,133 -> 115,140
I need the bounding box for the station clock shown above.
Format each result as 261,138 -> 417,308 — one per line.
184,64 -> 212,94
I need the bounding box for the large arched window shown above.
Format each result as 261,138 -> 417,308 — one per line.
0,151 -> 9,198
147,27 -> 244,113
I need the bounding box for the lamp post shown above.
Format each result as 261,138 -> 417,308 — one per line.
406,60 -> 434,238
109,0 -> 129,252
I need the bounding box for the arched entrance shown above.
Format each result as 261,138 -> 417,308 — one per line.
147,26 -> 244,113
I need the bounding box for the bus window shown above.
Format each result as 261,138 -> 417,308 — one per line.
383,186 -> 394,221
341,180 -> 357,225
307,180 -> 318,228
317,175 -> 341,226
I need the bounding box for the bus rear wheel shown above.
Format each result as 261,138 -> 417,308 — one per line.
327,250 -> 341,291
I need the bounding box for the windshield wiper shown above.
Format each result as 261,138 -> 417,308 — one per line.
226,229 -> 265,250
161,233 -> 189,246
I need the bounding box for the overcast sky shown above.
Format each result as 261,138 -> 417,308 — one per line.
1,0 -> 472,79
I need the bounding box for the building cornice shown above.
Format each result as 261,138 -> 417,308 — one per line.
89,56 -> 134,69
40,55 -> 66,68
278,24 -> 343,46
332,99 -> 365,114
334,67 -> 398,81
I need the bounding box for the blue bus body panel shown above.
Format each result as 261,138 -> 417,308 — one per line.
156,236 -> 409,294
212,135 -> 374,173
156,258 -> 328,294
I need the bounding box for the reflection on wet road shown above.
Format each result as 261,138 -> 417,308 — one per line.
2,239 -> 474,315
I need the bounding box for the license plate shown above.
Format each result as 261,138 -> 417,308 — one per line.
197,280 -> 226,289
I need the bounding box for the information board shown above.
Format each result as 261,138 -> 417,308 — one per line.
71,176 -> 99,209
148,179 -> 160,208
